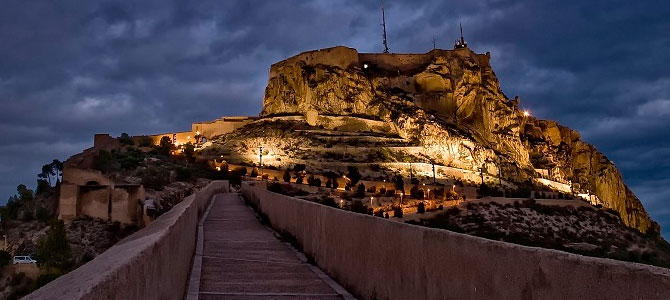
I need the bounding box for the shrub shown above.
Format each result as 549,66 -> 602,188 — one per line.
32,273 -> 61,291
0,250 -> 11,268
350,200 -> 368,214
176,167 -> 192,182
325,179 -> 332,188
394,175 -> 404,192
367,185 -> 376,193
417,202 -> 425,214
319,197 -> 338,208
296,177 -> 303,184
93,150 -> 114,173
283,169 -> 291,182
118,133 -> 134,146
410,185 -> 419,198
35,220 -> 72,272
36,206 -> 50,223
393,206 -> 404,218
250,168 -> 259,178
137,136 -> 153,147
356,183 -> 366,197
379,186 -> 386,195
307,175 -> 321,187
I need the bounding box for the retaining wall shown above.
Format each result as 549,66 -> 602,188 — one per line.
241,182 -> 670,300
24,181 -> 229,300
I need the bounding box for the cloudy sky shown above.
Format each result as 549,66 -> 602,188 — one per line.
1,0 -> 668,236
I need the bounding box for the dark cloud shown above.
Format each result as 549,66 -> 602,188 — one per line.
1,0 -> 668,238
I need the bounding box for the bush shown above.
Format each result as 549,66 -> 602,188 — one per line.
137,136 -> 153,147
176,167 -> 192,182
319,197 -> 338,208
0,250 -> 11,268
393,206 -> 404,218
350,200 -> 368,214
379,186 -> 386,195
283,169 -> 291,183
32,273 -> 61,290
417,202 -> 425,214
356,183 -> 366,197
36,206 -> 50,223
139,168 -> 169,190
325,179 -> 332,188
93,150 -> 114,173
410,185 -> 419,198
307,175 -> 321,187
35,220 -> 72,272
296,177 -> 303,184
367,185 -> 376,193
250,168 -> 259,178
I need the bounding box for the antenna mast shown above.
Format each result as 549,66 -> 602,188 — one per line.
432,36 -> 436,50
382,4 -> 389,53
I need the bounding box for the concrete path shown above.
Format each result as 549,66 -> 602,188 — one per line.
187,193 -> 354,300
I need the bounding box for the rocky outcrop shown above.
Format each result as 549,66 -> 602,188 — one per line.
259,46 -> 656,234
523,119 -> 657,233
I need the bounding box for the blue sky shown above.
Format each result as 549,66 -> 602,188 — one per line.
1,0 -> 668,238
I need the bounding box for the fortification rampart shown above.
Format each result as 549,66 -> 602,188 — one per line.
26,181 -> 229,300
241,182 -> 670,300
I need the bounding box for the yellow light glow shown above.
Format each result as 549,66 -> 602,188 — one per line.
523,110 -> 530,117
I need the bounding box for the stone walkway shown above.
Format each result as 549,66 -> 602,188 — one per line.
188,193 -> 354,300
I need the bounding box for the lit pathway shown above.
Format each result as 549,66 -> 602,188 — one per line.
187,193 -> 355,300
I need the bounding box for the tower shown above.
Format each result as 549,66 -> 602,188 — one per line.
454,23 -> 468,49
382,4 -> 390,53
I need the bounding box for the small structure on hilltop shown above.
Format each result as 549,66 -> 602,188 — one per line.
454,23 -> 468,49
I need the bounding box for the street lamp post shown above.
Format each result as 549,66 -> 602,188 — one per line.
259,146 -> 263,180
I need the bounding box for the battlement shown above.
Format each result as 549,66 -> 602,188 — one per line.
269,46 -> 491,78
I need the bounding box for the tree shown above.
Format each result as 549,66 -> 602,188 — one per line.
118,132 -> 134,146
346,166 -> 362,186
158,136 -> 174,155
35,179 -> 51,196
282,169 -> 291,183
51,159 -> 63,184
35,220 -> 72,272
17,184 -> 33,203
39,164 -> 54,186
394,175 -> 404,193
183,142 -> 195,163
250,168 -> 259,178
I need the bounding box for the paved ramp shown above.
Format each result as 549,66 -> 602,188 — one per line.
187,193 -> 354,300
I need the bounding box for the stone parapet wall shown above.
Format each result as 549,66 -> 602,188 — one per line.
241,182 -> 670,300
25,181 -> 229,300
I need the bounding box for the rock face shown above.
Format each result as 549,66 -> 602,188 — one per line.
260,46 -> 657,234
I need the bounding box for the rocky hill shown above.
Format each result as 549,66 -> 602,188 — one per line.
256,46 -> 656,234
